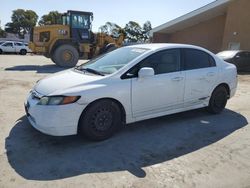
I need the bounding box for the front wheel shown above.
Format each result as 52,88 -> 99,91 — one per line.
53,44 -> 79,67
51,55 -> 57,64
79,100 -> 122,141
207,86 -> 228,114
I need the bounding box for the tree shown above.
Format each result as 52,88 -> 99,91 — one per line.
39,11 -> 62,26
142,21 -> 152,42
124,21 -> 143,42
123,21 -> 152,42
0,27 -> 6,38
99,22 -> 124,38
5,9 -> 38,37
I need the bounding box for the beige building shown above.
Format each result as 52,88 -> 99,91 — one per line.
151,0 -> 250,53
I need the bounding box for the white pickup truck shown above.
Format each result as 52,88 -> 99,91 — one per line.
0,41 -> 32,55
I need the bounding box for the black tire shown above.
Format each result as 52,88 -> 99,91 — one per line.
53,44 -> 79,67
0,49 -> 2,54
20,49 -> 27,55
79,99 -> 122,141
51,56 -> 57,64
207,86 -> 228,114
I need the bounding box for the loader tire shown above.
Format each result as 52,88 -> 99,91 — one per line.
53,44 -> 79,67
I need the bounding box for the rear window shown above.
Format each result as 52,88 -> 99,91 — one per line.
184,49 -> 216,70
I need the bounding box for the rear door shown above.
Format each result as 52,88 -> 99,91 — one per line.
14,42 -> 23,53
183,48 -> 218,107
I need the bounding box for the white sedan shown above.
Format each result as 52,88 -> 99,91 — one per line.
0,41 -> 31,55
25,44 -> 237,140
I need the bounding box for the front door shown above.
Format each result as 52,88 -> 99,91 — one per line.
129,49 -> 185,118
2,42 -> 15,52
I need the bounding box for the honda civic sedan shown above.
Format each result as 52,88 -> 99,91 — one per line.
25,44 -> 237,141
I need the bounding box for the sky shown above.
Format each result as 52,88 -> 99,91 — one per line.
0,0 -> 215,32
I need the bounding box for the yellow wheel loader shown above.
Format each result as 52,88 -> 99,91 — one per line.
29,10 -> 124,67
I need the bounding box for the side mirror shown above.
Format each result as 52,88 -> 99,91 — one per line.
138,67 -> 155,78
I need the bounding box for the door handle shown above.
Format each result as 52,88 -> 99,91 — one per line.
172,77 -> 184,81
207,72 -> 215,77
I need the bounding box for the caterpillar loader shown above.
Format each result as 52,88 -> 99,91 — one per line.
29,10 -> 124,67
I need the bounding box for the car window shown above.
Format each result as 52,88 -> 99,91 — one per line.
184,49 -> 215,70
14,42 -> 23,46
3,42 -> 13,47
209,55 -> 216,66
123,49 -> 181,78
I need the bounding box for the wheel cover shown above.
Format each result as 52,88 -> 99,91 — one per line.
63,50 -> 73,62
91,108 -> 113,132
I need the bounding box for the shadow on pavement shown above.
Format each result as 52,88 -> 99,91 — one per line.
5,109 -> 248,180
5,64 -> 66,74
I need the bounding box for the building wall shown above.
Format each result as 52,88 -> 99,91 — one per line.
152,32 -> 170,43
160,14 -> 227,53
222,0 -> 250,50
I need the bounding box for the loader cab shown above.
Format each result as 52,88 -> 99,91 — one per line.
62,10 -> 93,43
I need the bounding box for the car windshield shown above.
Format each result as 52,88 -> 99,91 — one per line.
76,47 -> 149,75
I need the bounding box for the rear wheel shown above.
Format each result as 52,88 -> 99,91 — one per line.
20,49 -> 27,55
53,44 -> 79,67
79,99 -> 122,141
0,49 -> 2,54
207,86 -> 228,114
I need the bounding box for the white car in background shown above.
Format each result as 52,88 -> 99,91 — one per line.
25,44 -> 237,141
0,41 -> 32,55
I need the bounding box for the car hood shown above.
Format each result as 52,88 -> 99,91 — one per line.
34,69 -> 102,96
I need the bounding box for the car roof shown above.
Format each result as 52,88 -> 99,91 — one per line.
217,50 -> 249,54
127,43 -> 211,53
1,41 -> 25,43
216,50 -> 250,58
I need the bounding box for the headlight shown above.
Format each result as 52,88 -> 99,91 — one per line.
38,96 -> 80,105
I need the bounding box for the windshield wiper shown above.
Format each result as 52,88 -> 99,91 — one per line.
75,67 -> 105,76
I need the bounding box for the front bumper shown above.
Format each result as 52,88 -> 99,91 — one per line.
24,91 -> 86,136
